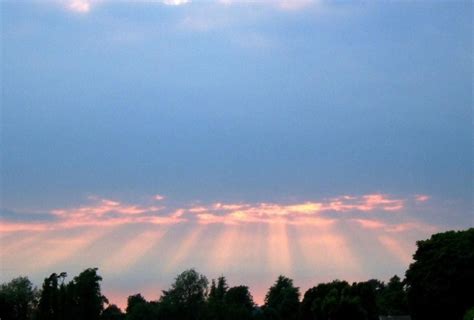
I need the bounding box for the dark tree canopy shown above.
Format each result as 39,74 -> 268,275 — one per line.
223,286 -> 255,320
301,280 -> 368,320
125,295 -> 158,320
37,272 -> 67,320
377,275 -> 408,316
207,276 -> 228,320
70,268 -> 108,320
159,269 -> 209,320
264,275 -> 300,320
405,228 -> 474,320
0,276 -> 37,320
101,304 -> 125,320
37,268 -> 107,320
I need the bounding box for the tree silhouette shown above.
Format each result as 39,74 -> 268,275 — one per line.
159,269 -> 208,320
224,286 -> 255,320
377,275 -> 408,316
38,273 -> 61,320
0,277 -> 37,320
263,276 -> 300,320
101,304 -> 125,320
207,276 -> 228,320
125,294 -> 157,320
405,228 -> 474,320
70,268 -> 108,320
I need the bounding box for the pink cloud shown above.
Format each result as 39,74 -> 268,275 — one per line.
1,193 -> 425,233
154,194 -> 165,201
352,218 -> 438,234
415,194 -> 430,202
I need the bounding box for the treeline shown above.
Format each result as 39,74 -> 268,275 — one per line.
1,228 -> 473,320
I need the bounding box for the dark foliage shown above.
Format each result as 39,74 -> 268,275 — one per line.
37,268 -> 107,320
263,275 -> 300,320
0,277 -> 38,320
101,304 -> 125,320
405,228 -> 474,320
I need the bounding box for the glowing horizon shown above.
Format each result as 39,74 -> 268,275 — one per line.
1,192 -> 440,308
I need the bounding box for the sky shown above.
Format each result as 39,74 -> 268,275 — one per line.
1,0 -> 472,308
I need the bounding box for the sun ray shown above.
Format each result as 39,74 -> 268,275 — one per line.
7,227 -> 115,274
101,228 -> 168,275
208,224 -> 241,272
378,235 -> 413,266
267,220 -> 292,276
164,225 -> 205,272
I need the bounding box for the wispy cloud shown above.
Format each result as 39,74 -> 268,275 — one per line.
162,0 -> 190,6
61,0 -> 191,14
67,0 -> 93,13
154,194 -> 166,201
1,193 -> 428,232
415,194 -> 430,202
59,0 -> 320,14
218,0 -> 318,11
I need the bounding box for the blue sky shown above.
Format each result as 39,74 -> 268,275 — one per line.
1,0 -> 472,307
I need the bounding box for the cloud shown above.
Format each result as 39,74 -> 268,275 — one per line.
60,0 -> 320,14
154,194 -> 166,201
0,193 -> 429,232
162,0 -> 190,5
61,0 -> 190,14
278,0 -> 316,11
352,218 -> 438,234
415,194 -> 430,202
218,0 -> 318,11
67,0 -> 92,13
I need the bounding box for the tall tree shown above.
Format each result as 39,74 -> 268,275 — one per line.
37,273 -> 60,320
405,228 -> 474,320
207,276 -> 228,320
70,268 -> 108,320
263,276 -> 300,320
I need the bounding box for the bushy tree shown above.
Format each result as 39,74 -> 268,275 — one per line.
301,280 -> 372,320
263,276 -> 300,320
101,304 -> 125,320
350,280 -> 378,320
463,307 -> 474,320
377,275 -> 408,316
224,286 -> 255,320
0,277 -> 38,320
159,269 -> 208,320
125,295 -> 157,320
405,228 -> 474,320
